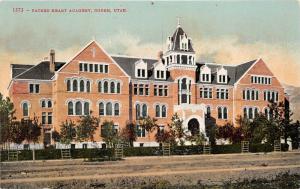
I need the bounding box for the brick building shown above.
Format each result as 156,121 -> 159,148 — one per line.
8,23 -> 285,148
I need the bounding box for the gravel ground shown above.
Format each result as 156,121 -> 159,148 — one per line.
1,151 -> 300,188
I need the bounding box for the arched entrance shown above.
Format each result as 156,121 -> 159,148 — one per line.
188,118 -> 200,136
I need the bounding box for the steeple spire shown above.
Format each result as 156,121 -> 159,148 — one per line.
177,17 -> 181,28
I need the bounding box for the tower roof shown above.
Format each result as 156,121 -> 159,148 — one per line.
170,25 -> 194,52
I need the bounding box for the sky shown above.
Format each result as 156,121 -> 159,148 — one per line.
1,1 -> 300,96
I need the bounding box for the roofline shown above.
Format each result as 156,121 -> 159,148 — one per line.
111,54 -> 156,60
234,58 -> 260,86
13,61 -> 44,80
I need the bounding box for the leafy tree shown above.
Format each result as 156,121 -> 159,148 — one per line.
120,121 -> 137,147
138,116 -> 158,142
235,115 -> 251,141
216,122 -> 234,142
250,114 -> 269,143
76,114 -> 100,142
186,132 -> 207,145
22,116 -> 42,160
289,120 -> 299,149
101,120 -> 119,148
155,129 -> 172,144
51,130 -> 61,143
60,120 -> 76,145
168,113 -> 185,146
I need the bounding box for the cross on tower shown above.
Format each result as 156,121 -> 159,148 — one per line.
91,47 -> 96,58
177,17 -> 181,27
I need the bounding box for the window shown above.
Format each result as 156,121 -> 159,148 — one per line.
29,84 -> 39,93
41,100 -> 46,108
134,84 -> 138,95
48,112 -> 52,124
98,81 -> 102,92
139,84 -> 144,95
104,65 -> 108,73
100,65 -> 103,72
80,80 -> 84,92
79,63 -> 83,71
22,102 -> 29,117
154,85 -> 168,96
73,80 -> 78,91
68,102 -> 73,115
99,102 -> 104,116
48,101 -> 52,108
114,103 -> 120,116
84,64 -> 88,71
137,125 -> 146,137
244,107 -> 259,119
67,80 -> 71,91
136,104 -> 141,120
243,89 -> 259,101
75,101 -> 82,115
200,87 -> 213,99
218,107 -> 228,119
161,105 -> 167,118
133,83 -> 149,96
89,64 -> 93,72
106,102 -> 112,116
251,75 -> 272,85
155,105 -> 160,117
94,64 -> 98,72
178,78 -> 191,104
117,83 -> 121,93
145,85 -> 149,95
264,90 -> 278,102
84,102 -> 89,115
206,106 -> 211,118
42,112 -> 46,124
80,63 -> 108,73
218,75 -> 227,83
142,104 -> 147,117
103,81 -> 108,93
86,81 -> 90,93
216,88 -> 229,99
110,82 -> 115,93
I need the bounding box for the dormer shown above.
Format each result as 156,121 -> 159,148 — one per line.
135,59 -> 148,78
200,65 -> 211,83
166,36 -> 173,51
154,61 -> 166,80
180,34 -> 190,51
217,66 -> 228,84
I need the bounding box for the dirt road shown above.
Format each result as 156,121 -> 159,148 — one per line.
1,152 -> 300,188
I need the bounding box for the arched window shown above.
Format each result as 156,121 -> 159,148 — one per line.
86,81 -> 90,93
249,107 -> 253,119
117,82 -> 121,93
142,104 -> 147,117
22,102 -> 29,117
244,107 -> 247,118
206,106 -> 211,118
47,100 -> 52,108
251,90 -> 255,100
136,104 -> 140,120
80,80 -> 85,92
106,102 -> 112,116
254,107 -> 259,117
73,80 -> 78,91
218,107 -> 222,119
98,81 -> 102,93
181,78 -> 187,90
114,103 -> 120,116
41,100 -> 46,108
223,107 -> 228,119
68,101 -> 73,115
155,105 -> 160,117
84,102 -> 89,115
67,80 -> 71,91
110,82 -> 115,93
247,90 -> 250,100
162,105 -> 166,118
75,101 -> 82,115
99,102 -> 104,115
104,81 -> 108,93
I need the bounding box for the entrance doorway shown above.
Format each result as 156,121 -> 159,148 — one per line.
188,118 -> 200,136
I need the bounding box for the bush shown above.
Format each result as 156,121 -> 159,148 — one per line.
124,147 -> 159,156
212,144 -> 241,154
249,143 -> 273,153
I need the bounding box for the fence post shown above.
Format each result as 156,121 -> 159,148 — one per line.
274,140 -> 281,152
162,142 -> 171,156
241,141 -> 249,153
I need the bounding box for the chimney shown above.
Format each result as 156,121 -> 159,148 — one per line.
157,51 -> 164,64
50,49 -> 55,72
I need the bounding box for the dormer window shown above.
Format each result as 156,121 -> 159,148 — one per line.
154,61 -> 166,80
135,59 -> 148,78
217,67 -> 228,84
200,65 -> 211,83
180,34 -> 189,51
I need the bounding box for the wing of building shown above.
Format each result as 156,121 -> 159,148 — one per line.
8,23 -> 285,148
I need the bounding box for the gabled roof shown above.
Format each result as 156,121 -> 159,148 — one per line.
11,64 -> 34,78
14,61 -> 65,80
169,26 -> 194,52
196,59 -> 257,85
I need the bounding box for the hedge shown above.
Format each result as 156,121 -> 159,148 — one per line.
0,143 -> 289,162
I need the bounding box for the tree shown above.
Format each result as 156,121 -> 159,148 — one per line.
138,116 -> 158,142
120,121 -> 137,147
168,113 -> 185,146
76,114 -> 100,142
101,120 -> 119,148
22,116 -> 42,160
235,115 -> 251,141
186,132 -> 207,146
51,130 -> 61,143
155,129 -> 172,144
60,120 -> 76,146
216,123 -> 234,142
